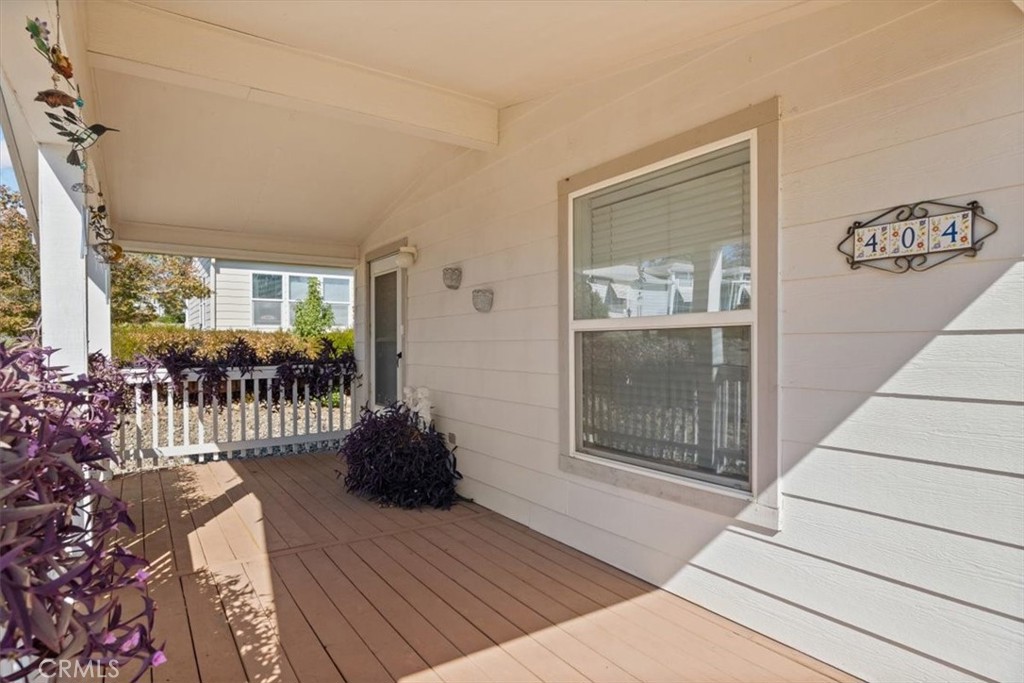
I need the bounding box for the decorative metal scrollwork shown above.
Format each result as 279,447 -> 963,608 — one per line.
88,194 -> 122,263
837,199 -> 998,274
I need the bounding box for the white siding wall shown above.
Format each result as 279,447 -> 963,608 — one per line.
355,3 -> 1024,681
211,260 -> 354,330
184,257 -> 212,329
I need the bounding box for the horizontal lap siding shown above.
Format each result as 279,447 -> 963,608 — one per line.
358,2 -> 1024,681
185,258 -> 212,328
213,266 -> 253,329
214,261 -> 354,330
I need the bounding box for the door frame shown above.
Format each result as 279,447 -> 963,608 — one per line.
368,251 -> 405,408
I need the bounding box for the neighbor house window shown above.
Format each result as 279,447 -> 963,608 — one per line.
252,273 -> 283,326
323,277 -> 351,327
288,275 -> 352,327
288,276 -> 311,325
570,138 -> 754,491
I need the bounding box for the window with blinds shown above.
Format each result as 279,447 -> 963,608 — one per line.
570,139 -> 753,490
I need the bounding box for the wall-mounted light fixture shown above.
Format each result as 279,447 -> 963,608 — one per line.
396,245 -> 418,269
443,265 -> 462,289
472,288 -> 494,313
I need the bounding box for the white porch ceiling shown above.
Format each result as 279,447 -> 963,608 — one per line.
93,69 -> 460,247
134,0 -> 804,107
3,0 -> 817,264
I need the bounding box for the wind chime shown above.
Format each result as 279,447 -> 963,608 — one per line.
26,2 -> 123,262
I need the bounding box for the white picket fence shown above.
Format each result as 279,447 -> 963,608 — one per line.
116,366 -> 351,463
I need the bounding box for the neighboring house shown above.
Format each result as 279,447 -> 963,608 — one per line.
583,262 -> 750,318
185,259 -> 353,330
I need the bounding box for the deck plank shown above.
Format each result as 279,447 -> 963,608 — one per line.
245,558 -> 342,683
236,458 -> 336,545
467,517 -> 778,681
449,520 -> 723,681
109,473 -> 152,683
255,456 -> 364,542
159,467 -> 207,573
207,459 -> 290,553
192,460 -> 265,563
483,515 -> 839,682
273,553 -> 393,682
180,571 -> 249,682
398,527 -> 630,683
348,539 -> 541,683
270,455 -> 389,537
424,523 -> 644,683
302,454 -> 431,531
373,534 -> 587,682
115,454 -> 856,683
324,543 -> 494,683
172,465 -> 241,567
298,549 -> 441,682
140,471 -> 201,683
148,575 -> 201,683
215,563 -> 300,683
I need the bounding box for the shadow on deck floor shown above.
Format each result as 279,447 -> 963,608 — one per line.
112,453 -> 857,683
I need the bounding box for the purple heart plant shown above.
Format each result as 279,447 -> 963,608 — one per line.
1,339 -> 163,681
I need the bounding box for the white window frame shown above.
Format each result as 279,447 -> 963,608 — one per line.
249,270 -> 354,330
251,272 -> 284,328
568,130 -> 757,493
322,276 -> 353,328
558,99 -> 780,530
287,275 -> 353,329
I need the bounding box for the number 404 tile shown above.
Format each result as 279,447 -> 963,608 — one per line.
929,211 -> 973,253
888,218 -> 928,257
853,225 -> 889,261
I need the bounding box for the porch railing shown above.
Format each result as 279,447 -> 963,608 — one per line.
116,366 -> 352,463
579,363 -> 750,477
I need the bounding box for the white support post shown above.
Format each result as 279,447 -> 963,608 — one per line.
86,250 -> 111,357
38,144 -> 88,374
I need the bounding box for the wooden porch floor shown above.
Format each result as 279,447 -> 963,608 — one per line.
113,453 -> 856,683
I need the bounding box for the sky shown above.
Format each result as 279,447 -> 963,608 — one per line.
1,130 -> 19,189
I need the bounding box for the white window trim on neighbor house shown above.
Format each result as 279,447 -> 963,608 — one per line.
250,270 -> 354,330
558,100 -> 781,530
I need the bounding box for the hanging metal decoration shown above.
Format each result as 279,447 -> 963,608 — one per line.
837,199 -> 998,274
26,6 -> 119,168
88,193 -> 123,264
42,108 -> 119,167
27,4 -> 124,262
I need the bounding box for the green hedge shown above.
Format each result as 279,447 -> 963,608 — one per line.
111,324 -> 354,366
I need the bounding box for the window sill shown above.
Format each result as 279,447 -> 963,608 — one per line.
559,452 -> 779,533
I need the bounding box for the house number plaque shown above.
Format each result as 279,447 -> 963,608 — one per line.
837,199 -> 998,273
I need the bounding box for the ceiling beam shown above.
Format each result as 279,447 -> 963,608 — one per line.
114,220 -> 359,267
85,0 -> 498,150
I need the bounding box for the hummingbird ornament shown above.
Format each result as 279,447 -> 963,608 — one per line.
26,13 -> 119,168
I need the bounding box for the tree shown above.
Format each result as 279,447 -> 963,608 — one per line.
111,254 -> 210,324
0,185 -> 39,337
574,274 -> 608,319
0,184 -> 207,330
292,277 -> 334,338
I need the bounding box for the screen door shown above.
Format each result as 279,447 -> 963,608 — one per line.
370,255 -> 403,406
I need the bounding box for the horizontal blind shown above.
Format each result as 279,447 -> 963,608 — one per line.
577,142 -> 749,271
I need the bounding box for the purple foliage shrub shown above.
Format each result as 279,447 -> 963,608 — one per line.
339,403 -> 461,510
0,339 -> 163,681
127,334 -> 357,408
